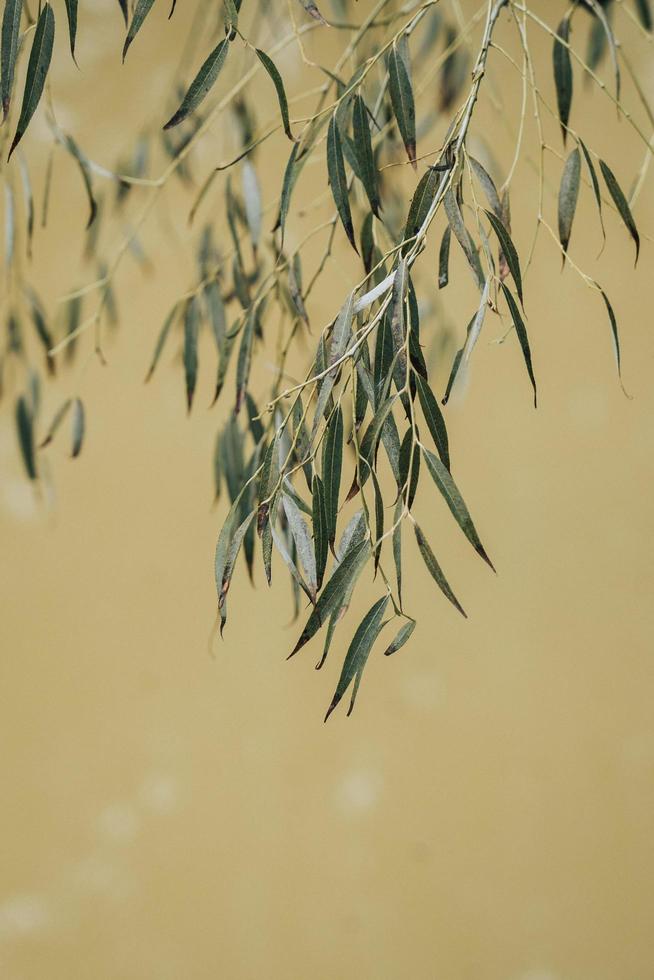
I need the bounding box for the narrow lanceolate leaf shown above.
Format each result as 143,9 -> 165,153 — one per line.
469,157 -> 502,218
392,497 -> 403,609
116,0 -> 128,26
414,523 -> 466,617
383,619 -> 415,657
558,147 -> 580,265
1,0 -> 22,120
422,446 -> 494,570
327,113 -> 357,252
485,209 -> 523,307
352,94 -> 380,215
296,0 -> 327,23
312,475 -> 328,591
8,4 -> 55,161
415,372 -> 450,469
324,595 -> 388,721
290,537 -> 371,657
599,160 -> 640,264
235,307 -> 256,413
635,0 -> 652,31
145,305 -> 177,381
443,189 -> 485,291
163,40 -> 229,129
183,298 -> 199,412
389,256 -> 408,389
283,493 -> 317,599
123,0 -> 156,61
596,285 -> 623,382
403,166 -> 440,254
553,15 -> 573,143
64,0 -> 78,62
398,430 -> 420,509
438,225 -> 451,288
71,397 -> 85,458
388,42 -> 416,167
579,138 -> 605,245
62,134 -> 97,228
322,405 -> 343,549
15,395 -> 36,480
313,290 -> 355,429
255,49 -> 295,142
241,159 -> 262,252
500,283 -> 537,409
39,398 -> 71,448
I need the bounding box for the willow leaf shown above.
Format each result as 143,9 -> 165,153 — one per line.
62,134 -> 97,229
352,93 -> 380,215
485,209 -> 523,307
635,0 -> 652,30
70,397 -> 85,458
438,225 -> 451,288
283,493 -> 317,599
579,138 -> 605,245
392,497 -> 403,609
145,305 -> 178,381
558,147 -> 581,265
327,113 -> 357,252
500,283 -> 537,408
415,372 -> 449,469
242,159 -> 262,252
599,159 -> 640,264
123,0 -> 156,61
322,405 -> 343,549
383,619 -> 415,656
403,166 -> 439,254
64,0 -> 78,62
296,0 -> 327,23
553,15 -> 573,143
422,446 -> 494,570
388,42 -> 416,167
414,523 -> 466,617
325,595 -> 388,721
15,395 -> 36,480
398,430 -> 420,509
597,285 -> 623,381
183,298 -> 199,412
256,48 -> 295,142
8,4 -> 55,160
39,398 -> 72,448
1,0 -> 22,119
469,157 -> 502,218
164,40 -> 229,129
312,475 -> 328,591
443,189 -> 484,291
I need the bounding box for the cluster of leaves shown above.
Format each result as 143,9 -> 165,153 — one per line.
0,0 -> 650,719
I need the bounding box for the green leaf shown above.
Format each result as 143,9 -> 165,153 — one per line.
443,188 -> 485,291
485,209 -> 523,307
163,39 -> 229,129
325,595 -> 388,721
389,255 -> 408,389
469,157 -> 502,217
282,492 -> 317,599
312,474 -> 328,591
414,523 -> 466,617
415,372 -> 450,469
61,133 -> 97,229
235,306 -> 256,413
500,283 -> 537,408
403,166 -> 439,255
388,41 -> 416,167
579,138 -> 605,246
558,147 -> 581,264
63,0 -> 78,62
392,497 -> 403,609
553,14 -> 573,144
438,225 -> 451,288
634,0 -> 652,31
15,395 -> 36,480
352,93 -> 380,216
255,48 -> 295,142
596,285 -> 623,382
145,305 -> 178,382
70,397 -> 85,458
327,112 -> 357,252
398,429 -> 420,509
599,159 -> 640,264
422,446 -> 494,570
39,398 -> 72,449
183,297 -> 199,412
123,0 -> 156,61
383,619 -> 415,656
322,404 -> 343,548
8,4 -> 55,161
1,0 -> 22,120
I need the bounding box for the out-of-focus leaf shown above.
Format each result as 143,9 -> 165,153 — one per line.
500,283 -> 537,408
241,158 -> 262,253
415,372 -> 449,469
327,112 -> 357,252
599,159 -> 640,264
422,446 -> 494,570
255,48 -> 295,142
123,0 -> 156,61
324,594 -> 388,721
1,0 -> 22,120
235,306 -> 256,413
288,252 -> 308,324
388,41 -> 416,168
553,14 -> 573,143
145,305 -> 178,382
296,0 -> 327,23
383,618 -> 415,656
18,156 -> 34,258
322,404 -> 343,548
634,0 -> 652,30
558,147 -> 581,263
39,398 -> 72,448
414,522 -> 466,616
183,297 -> 199,412
71,397 -> 85,457
164,39 -> 229,129
9,4 -> 55,160
61,133 -> 97,228
485,209 -> 523,306
15,395 -> 36,480
352,93 -> 380,216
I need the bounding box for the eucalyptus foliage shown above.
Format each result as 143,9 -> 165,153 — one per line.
1,0 -> 650,718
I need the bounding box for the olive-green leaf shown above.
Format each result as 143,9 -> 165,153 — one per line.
312,474 -> 328,591
15,395 -> 36,480
255,48 -> 295,142
438,224 -> 451,288
635,0 -> 652,31
599,159 -> 640,264
283,492 -> 317,598
383,619 -> 415,656
64,0 -> 78,62
322,405 -> 343,548
39,398 -> 72,448
422,446 -> 494,570
415,372 -> 450,469
392,497 -> 403,609
500,283 -> 537,408
558,147 -> 580,264
596,284 -> 623,382
352,93 -> 380,215
71,397 -> 85,458
163,39 -> 229,129
443,188 -> 485,291
553,15 -> 573,144
62,133 -> 97,229
327,112 -> 357,252
122,0 -> 156,61
403,166 -> 439,255
414,523 -> 466,617
8,4 -> 55,161
183,297 -> 199,412
388,41 -> 416,167
469,157 -> 502,218
398,430 -> 420,509
145,304 -> 178,382
485,208 -> 523,307
1,0 -> 22,120
579,138 -> 605,245
325,595 -> 388,721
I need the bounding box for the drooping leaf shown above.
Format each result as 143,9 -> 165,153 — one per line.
322,404 -> 343,548
15,395 -> 36,480
500,283 -> 537,408
438,225 -> 451,288
63,0 -> 78,62
71,397 -> 85,458
123,0 -> 156,61
1,0 -> 22,120
596,284 -> 624,382
414,522 -> 466,617
443,188 -> 485,291
389,255 -> 408,390
485,209 -> 523,307
255,48 -> 295,142
579,138 -> 605,245
327,112 -> 357,252
8,4 -> 55,160
312,474 -> 328,591
403,166 -> 440,255
61,134 -> 97,229
235,306 -> 256,413
558,147 -> 581,264
39,398 -> 72,449
163,39 -> 229,129
634,0 -> 652,31
183,297 -> 200,412
415,372 -> 449,469
283,492 -> 317,599
392,497 -> 403,609
599,159 -> 640,264
383,619 -> 415,656
553,14 -> 573,143
145,305 -> 178,381
241,158 -> 262,253
352,93 -> 380,215
398,430 -> 420,509
324,595 -> 388,721
469,157 -> 502,218
422,446 -> 494,570
388,41 -> 416,167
